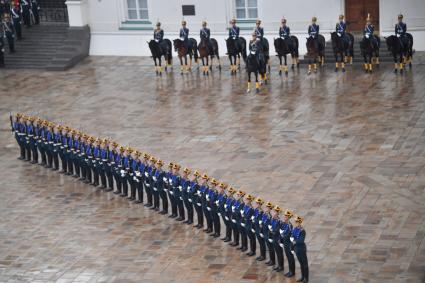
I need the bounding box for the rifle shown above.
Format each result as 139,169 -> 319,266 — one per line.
9,112 -> 13,132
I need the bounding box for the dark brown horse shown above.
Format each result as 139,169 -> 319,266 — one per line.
198,38 -> 221,76
306,35 -> 325,75
173,38 -> 199,74
274,36 -> 299,76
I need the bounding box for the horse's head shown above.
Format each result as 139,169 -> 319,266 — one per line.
385,35 -> 397,52
173,39 -> 183,52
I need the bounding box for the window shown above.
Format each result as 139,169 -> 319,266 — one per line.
182,5 -> 195,16
235,0 -> 257,19
127,0 -> 149,20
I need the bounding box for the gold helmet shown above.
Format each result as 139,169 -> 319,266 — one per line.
237,190 -> 246,197
193,170 -> 201,177
211,178 -> 219,186
201,173 -> 209,180
246,194 -> 254,201
173,163 -> 181,170
312,16 -> 317,22
339,14 -> 344,20
156,159 -> 164,166
183,167 -> 191,174
255,197 -> 264,205
273,205 -> 282,213
284,209 -> 293,218
295,216 -> 304,224
265,202 -> 274,209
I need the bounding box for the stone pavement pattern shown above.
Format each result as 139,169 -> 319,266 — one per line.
0,56 -> 425,283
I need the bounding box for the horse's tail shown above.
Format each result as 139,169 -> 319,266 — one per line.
211,38 -> 219,58
240,37 -> 247,62
190,38 -> 199,62
292,36 -> 299,57
347,33 -> 354,57
164,39 -> 173,65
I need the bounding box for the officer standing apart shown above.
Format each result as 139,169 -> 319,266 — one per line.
291,216 -> 309,283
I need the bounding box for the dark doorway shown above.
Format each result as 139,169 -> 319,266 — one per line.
39,0 -> 69,23
345,0 -> 379,32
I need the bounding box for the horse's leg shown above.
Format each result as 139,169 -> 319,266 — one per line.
334,51 -> 339,72
363,53 -> 367,73
308,59 -> 312,75
341,52 -> 346,72
393,53 -> 398,74
399,53 -> 404,74
154,57 -> 158,75
247,71 -> 251,93
158,57 -> 162,75
188,54 -> 192,71
291,53 -> 295,70
179,56 -> 184,74
255,72 -> 260,94
314,57 -> 317,73
284,55 -> 288,76
278,55 -> 282,76
206,57 -> 209,76
237,54 -> 241,69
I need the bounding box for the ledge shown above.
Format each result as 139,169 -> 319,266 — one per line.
120,20 -> 153,31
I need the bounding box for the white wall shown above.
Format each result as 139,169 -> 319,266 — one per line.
380,0 -> 425,51
87,0 -> 425,57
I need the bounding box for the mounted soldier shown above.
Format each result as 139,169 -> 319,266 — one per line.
395,14 -> 407,49
336,14 -> 350,46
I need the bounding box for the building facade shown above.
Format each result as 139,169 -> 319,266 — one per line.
66,0 -> 425,56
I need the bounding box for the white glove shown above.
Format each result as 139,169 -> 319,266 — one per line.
224,204 -> 228,209
260,233 -> 264,238
218,213 -> 221,217
241,223 -> 246,227
291,251 -> 295,255
197,203 -> 201,207
251,216 -> 255,221
133,176 -> 137,181
231,219 -> 236,223
279,243 -> 284,248
206,196 -> 210,201
397,34 -> 400,37
197,191 -> 201,196
136,172 -> 141,177
240,210 -> 244,216
251,229 -> 255,233
153,187 -> 158,191
179,197 -> 183,201
279,229 -> 284,234
268,225 -> 272,231
365,34 -> 370,39
268,239 -> 273,243
168,178 -> 172,183
189,199 -> 192,202
153,176 -> 157,181
225,216 -> 229,221
178,186 -> 182,191
144,172 -> 149,177
215,200 -> 219,205
259,220 -> 262,225
163,177 -> 168,183
207,207 -> 211,211
170,191 -> 174,195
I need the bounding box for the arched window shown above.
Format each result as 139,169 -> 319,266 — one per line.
127,0 -> 149,20
235,0 -> 258,19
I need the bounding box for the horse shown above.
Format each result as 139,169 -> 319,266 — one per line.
360,35 -> 380,73
306,35 -> 325,75
274,36 -> 299,76
173,38 -> 199,74
246,49 -> 267,94
148,39 -> 172,75
226,37 -> 247,75
330,32 -> 354,72
385,34 -> 413,73
197,38 -> 221,76
257,38 -> 271,74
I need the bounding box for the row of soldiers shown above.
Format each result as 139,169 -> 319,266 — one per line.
0,0 -> 40,67
11,113 -> 310,283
